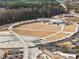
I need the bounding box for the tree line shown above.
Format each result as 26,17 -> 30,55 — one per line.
0,3 -> 65,25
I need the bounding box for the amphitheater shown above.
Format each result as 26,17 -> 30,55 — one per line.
0,18 -> 78,59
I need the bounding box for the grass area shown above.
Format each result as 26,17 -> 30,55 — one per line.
0,0 -> 58,8
73,46 -> 79,54
74,46 -> 79,49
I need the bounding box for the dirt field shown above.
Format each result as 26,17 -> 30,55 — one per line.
13,22 -> 76,42
15,22 -> 61,32
14,29 -> 56,37
63,24 -> 76,32
14,22 -> 61,37
46,32 -> 69,42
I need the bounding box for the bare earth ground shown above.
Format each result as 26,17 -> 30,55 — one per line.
13,22 -> 76,42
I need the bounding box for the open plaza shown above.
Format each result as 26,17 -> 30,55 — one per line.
0,18 -> 79,59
